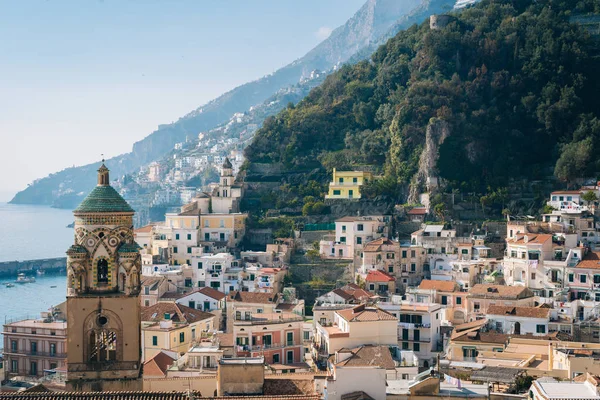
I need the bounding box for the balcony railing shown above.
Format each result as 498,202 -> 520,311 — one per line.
4,350 -> 66,358
398,336 -> 431,343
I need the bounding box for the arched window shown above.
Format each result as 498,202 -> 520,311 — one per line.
119,273 -> 126,292
97,259 -> 109,284
88,330 -> 117,362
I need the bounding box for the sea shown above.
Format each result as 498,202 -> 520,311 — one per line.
0,203 -> 72,338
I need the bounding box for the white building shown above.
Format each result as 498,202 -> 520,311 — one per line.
530,377 -> 600,400
486,305 -> 550,336
319,216 -> 390,262
378,297 -> 443,368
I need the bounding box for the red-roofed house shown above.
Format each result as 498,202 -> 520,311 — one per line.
142,350 -> 177,378
407,207 -> 427,222
360,238 -> 400,276
365,270 -> 396,297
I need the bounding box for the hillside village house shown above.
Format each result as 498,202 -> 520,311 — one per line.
486,305 -> 551,336
319,215 -> 389,262
406,280 -> 467,324
171,287 -> 226,313
466,284 -> 535,321
141,303 -> 215,361
378,297 -> 443,368
360,237 -> 400,275
364,269 -> 396,297
140,276 -> 178,307
325,169 -> 373,200
312,305 -> 397,366
232,310 -> 305,365
199,213 -> 247,253
226,291 -> 304,332
548,190 -> 588,213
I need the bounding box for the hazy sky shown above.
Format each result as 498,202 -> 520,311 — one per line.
0,0 -> 365,201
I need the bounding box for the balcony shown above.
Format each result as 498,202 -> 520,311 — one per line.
4,349 -> 66,358
398,336 -> 432,343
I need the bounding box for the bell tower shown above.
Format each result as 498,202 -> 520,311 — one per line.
219,157 -> 233,198
65,162 -> 142,391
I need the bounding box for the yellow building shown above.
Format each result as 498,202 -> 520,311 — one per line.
199,213 -> 247,252
325,169 -> 373,199
141,303 -> 215,361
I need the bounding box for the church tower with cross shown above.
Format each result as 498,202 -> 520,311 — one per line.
65,161 -> 142,391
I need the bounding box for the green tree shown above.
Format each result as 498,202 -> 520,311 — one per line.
434,203 -> 447,222
555,138 -> 593,185
583,190 -> 598,211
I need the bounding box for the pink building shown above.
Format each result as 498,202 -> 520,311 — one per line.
233,311 -> 304,365
3,319 -> 67,378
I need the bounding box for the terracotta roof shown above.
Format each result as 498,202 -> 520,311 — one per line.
509,233 -> 553,245
407,207 -> 427,215
135,224 -> 155,233
362,237 -> 397,252
276,303 -> 298,311
453,319 -> 487,333
263,376 -> 316,396
340,392 -> 375,400
198,287 -> 226,300
365,270 -> 395,282
468,284 -> 534,299
216,332 -> 233,347
160,291 -> 186,300
141,303 -> 214,324
418,280 -> 459,292
576,251 -> 600,270
452,329 -> 510,345
228,290 -> 277,304
336,304 -> 396,322
143,351 -> 176,377
487,306 -> 550,319
178,209 -> 199,216
333,345 -> 396,369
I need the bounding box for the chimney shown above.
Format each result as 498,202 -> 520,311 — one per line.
524,235 -> 529,243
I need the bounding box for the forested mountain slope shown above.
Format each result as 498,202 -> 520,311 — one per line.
243,0 -> 600,212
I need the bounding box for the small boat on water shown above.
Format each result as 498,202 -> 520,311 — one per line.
5,283 -> 15,288
37,270 -> 45,276
15,273 -> 36,284
50,285 -> 57,288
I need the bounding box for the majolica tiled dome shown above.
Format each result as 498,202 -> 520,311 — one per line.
74,163 -> 134,214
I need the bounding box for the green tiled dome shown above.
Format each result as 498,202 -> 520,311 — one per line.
74,185 -> 134,213
118,242 -> 141,253
67,244 -> 88,254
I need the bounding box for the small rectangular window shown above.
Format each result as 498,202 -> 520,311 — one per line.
333,190 -> 341,195
175,234 -> 180,240
152,336 -> 158,346
179,332 -> 185,343
536,325 -> 546,334
187,234 -> 192,240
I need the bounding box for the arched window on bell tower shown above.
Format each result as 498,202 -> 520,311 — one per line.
97,259 -> 109,284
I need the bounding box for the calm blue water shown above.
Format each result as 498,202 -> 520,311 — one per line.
0,204 -> 71,339
0,203 -> 74,262
0,274 -> 67,324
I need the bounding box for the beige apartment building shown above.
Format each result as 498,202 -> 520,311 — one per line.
3,319 -> 67,378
